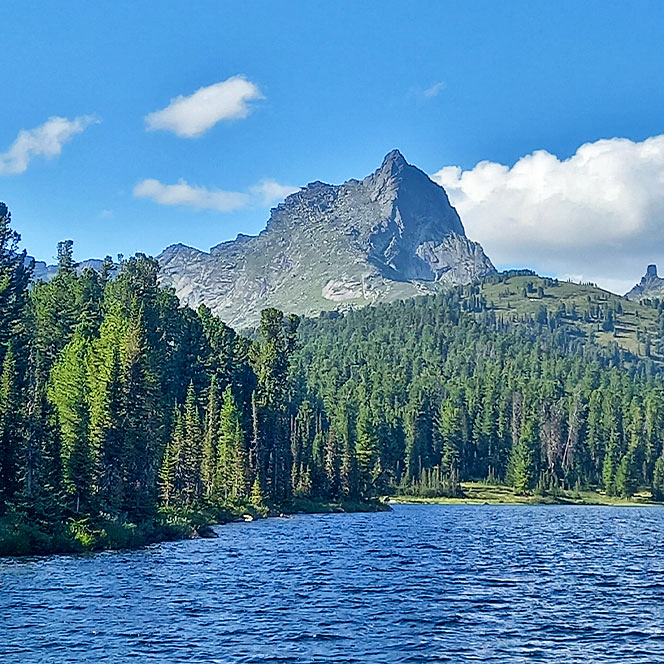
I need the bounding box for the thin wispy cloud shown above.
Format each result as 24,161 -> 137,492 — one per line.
145,75 -> 264,138
133,177 -> 297,212
423,81 -> 446,98
0,115 -> 98,175
431,134 -> 664,293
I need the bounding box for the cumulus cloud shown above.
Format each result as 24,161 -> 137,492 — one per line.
431,134 -> 664,294
133,177 -> 297,212
249,179 -> 299,205
0,115 -> 98,175
145,76 -> 263,138
423,81 -> 446,98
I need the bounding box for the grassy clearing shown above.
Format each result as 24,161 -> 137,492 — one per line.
394,481 -> 662,507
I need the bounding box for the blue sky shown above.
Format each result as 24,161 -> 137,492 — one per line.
1,1 -> 663,292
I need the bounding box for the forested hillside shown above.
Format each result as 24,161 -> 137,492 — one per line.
3,200 -> 664,555
295,277 -> 664,500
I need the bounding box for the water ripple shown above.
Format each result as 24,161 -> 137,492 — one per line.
2,505 -> 664,663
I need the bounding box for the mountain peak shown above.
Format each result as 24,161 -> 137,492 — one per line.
625,264 -> 664,300
158,151 -> 495,328
380,149 -> 408,169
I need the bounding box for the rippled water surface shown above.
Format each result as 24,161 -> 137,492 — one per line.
2,504 -> 664,663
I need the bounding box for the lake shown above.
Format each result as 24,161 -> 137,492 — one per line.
2,504 -> 664,663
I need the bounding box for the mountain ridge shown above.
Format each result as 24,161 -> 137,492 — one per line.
158,150 -> 496,328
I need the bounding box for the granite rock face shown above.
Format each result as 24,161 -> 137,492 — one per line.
625,264 -> 664,300
158,150 -> 496,328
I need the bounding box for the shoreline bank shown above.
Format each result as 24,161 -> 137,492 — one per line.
0,498 -> 392,559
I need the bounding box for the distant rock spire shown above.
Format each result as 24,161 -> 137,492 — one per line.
625,264 -> 664,300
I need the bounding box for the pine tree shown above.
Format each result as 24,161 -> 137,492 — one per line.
437,397 -> 463,497
251,475 -> 266,507
323,429 -> 340,497
0,203 -> 31,509
121,313 -> 160,517
217,384 -> 244,499
160,406 -> 184,506
201,375 -> 219,498
48,333 -> 92,512
233,417 -> 249,499
652,457 -> 664,502
510,414 -> 537,495
22,364 -> 64,517
96,347 -> 125,514
249,309 -> 300,501
615,451 -> 639,498
0,345 -> 21,505
182,381 -> 203,504
355,404 -> 380,497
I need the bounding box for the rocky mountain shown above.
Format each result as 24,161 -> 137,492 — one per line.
158,150 -> 495,329
625,264 -> 664,300
29,257 -> 114,282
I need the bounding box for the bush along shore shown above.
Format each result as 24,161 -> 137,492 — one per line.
0,498 -> 391,558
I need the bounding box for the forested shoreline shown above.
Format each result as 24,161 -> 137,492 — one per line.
0,203 -> 390,556
297,285 -> 664,501
2,201 -> 664,556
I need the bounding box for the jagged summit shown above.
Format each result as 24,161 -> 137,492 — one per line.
158,150 -> 496,328
625,264 -> 664,300
378,148 -> 408,171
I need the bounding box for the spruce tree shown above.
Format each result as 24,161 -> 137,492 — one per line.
97,347 -> 125,514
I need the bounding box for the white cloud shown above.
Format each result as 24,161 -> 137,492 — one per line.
145,75 -> 263,138
423,81 -> 446,98
249,179 -> 299,205
133,177 -> 297,212
431,134 -> 664,294
134,179 -> 250,211
0,115 -> 98,175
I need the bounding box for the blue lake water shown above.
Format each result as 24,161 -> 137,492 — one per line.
2,504 -> 664,663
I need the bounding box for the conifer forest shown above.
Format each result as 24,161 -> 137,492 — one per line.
3,202 -> 664,553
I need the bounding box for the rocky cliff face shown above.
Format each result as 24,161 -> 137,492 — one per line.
158,150 -> 495,328
625,264 -> 664,300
